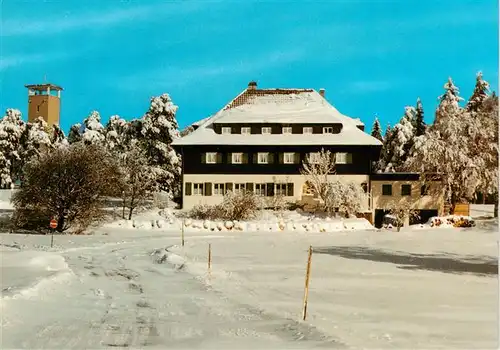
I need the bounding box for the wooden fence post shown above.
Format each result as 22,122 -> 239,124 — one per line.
302,245 -> 313,321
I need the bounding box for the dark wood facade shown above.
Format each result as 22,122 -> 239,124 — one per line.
212,123 -> 343,134
179,145 -> 381,175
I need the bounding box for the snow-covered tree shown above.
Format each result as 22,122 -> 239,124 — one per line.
466,71 -> 490,114
301,148 -> 336,210
377,124 -> 395,172
134,93 -> 182,196
328,180 -> 366,218
51,124 -> 69,148
469,93 -> 498,214
413,98 -> 426,137
0,109 -> 26,187
118,145 -> 157,220
105,115 -> 129,153
435,77 -> 463,124
378,108 -> 415,172
301,148 -> 366,215
82,111 -> 105,145
370,116 -> 383,141
19,117 -> 52,165
68,123 -> 83,144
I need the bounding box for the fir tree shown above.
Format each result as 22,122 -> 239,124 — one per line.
435,77 -> 463,124
465,71 -> 490,114
383,107 -> 415,171
135,93 -> 182,197
0,109 -> 26,187
19,117 -> 52,165
370,116 -> 383,141
377,124 -> 395,172
68,123 -> 83,144
414,98 -> 426,137
105,115 -> 129,153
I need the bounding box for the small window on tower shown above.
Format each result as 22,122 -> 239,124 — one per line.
37,105 -> 40,112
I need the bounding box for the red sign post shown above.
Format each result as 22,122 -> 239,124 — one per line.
50,218 -> 57,247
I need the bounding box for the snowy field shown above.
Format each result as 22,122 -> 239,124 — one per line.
0,207 -> 497,349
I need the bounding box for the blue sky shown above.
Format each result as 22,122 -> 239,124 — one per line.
1,0 -> 498,134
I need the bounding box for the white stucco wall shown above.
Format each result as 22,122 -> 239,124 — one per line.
182,174 -> 370,211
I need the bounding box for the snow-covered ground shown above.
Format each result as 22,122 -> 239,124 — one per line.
0,208 -> 497,349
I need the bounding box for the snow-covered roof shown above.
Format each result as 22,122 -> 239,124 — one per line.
173,85 -> 381,146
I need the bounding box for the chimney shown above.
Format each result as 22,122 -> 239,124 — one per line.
248,81 -> 257,90
319,88 -> 325,98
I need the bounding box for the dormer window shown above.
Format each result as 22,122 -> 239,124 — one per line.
303,126 -> 313,134
241,127 -> 251,135
282,126 -> 292,134
262,127 -> 271,134
323,126 -> 334,134
221,127 -> 232,134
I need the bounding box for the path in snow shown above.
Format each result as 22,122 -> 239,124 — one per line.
1,237 -> 342,349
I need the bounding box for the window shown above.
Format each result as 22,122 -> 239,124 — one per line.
234,183 -> 246,194
241,127 -> 251,135
214,183 -> 225,195
221,127 -> 231,134
231,153 -> 243,164
282,126 -> 292,134
308,152 -> 320,164
205,152 -> 217,164
193,183 -> 204,195
323,126 -> 334,134
255,183 -> 266,196
401,184 -> 411,196
283,152 -> 295,164
275,183 -> 287,196
335,152 -> 352,164
37,105 -> 40,112
303,126 -> 313,134
262,127 -> 271,134
421,184 -> 430,196
382,184 -> 392,196
257,152 -> 269,164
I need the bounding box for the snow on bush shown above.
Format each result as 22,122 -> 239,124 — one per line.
188,191 -> 259,221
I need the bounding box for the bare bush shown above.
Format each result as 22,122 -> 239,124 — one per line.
188,191 -> 260,221
385,200 -> 420,232
301,148 -> 366,216
189,204 -> 220,220
11,144 -> 120,233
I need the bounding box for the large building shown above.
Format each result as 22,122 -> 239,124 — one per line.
25,83 -> 63,126
172,82 -> 444,227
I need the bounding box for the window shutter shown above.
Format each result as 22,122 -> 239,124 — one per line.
269,153 -> 275,164
185,182 -> 192,196
204,182 -> 212,196
346,153 -> 353,164
225,182 -> 233,193
294,153 -> 301,164
287,183 -> 294,196
242,153 -> 248,164
246,183 -> 254,192
216,153 -> 223,164
201,153 -> 206,164
266,183 -> 274,197
279,153 -> 284,164
227,153 -> 232,164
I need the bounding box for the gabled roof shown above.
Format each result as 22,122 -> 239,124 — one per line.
173,83 -> 381,146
